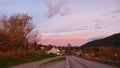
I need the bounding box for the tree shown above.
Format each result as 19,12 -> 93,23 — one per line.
0,14 -> 35,50
0,29 -> 8,45
67,43 -> 72,55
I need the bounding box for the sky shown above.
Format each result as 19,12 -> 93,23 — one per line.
0,0 -> 120,46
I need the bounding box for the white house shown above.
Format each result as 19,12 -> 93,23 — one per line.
47,47 -> 61,55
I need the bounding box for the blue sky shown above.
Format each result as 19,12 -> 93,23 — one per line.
0,0 -> 120,46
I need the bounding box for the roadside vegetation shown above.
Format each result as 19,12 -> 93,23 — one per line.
0,53 -> 56,68
0,14 -> 56,68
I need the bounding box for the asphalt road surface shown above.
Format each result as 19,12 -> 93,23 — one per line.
67,56 -> 116,68
9,56 -> 63,68
9,56 -> 117,68
40,61 -> 66,68
42,56 -> 116,68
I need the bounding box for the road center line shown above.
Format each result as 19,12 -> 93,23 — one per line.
66,56 -> 70,68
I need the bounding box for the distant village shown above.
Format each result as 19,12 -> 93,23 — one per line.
28,41 -> 120,61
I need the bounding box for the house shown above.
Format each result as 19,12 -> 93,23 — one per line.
47,47 -> 62,55
75,50 -> 82,56
82,47 -> 96,58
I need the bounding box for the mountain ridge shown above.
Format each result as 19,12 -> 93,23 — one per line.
80,33 -> 120,48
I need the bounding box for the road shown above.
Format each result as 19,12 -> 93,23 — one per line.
9,56 -> 116,68
41,56 -> 116,68
67,56 -> 116,68
40,61 -> 66,68
9,56 -> 64,68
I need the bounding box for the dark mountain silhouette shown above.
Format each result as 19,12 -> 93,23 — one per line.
81,33 -> 120,48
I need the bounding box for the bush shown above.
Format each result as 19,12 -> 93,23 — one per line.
0,50 -> 35,58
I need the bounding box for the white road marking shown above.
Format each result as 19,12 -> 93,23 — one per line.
66,57 -> 70,68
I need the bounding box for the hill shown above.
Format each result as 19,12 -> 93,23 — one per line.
81,33 -> 120,48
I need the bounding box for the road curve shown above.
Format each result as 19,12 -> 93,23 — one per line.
67,56 -> 117,68
9,56 -> 64,68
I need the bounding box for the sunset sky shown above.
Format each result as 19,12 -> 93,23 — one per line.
0,0 -> 120,46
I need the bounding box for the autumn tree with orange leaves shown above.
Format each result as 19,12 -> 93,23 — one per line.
0,14 -> 35,51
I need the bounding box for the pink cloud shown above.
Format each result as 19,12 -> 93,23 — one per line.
39,34 -> 93,46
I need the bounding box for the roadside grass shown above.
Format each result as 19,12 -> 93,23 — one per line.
41,56 -> 66,66
0,53 -> 56,68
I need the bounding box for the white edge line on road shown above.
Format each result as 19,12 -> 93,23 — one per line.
66,56 -> 70,68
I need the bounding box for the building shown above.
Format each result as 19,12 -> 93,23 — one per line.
47,47 -> 62,55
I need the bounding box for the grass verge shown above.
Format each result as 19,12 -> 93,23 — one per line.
0,53 -> 56,68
